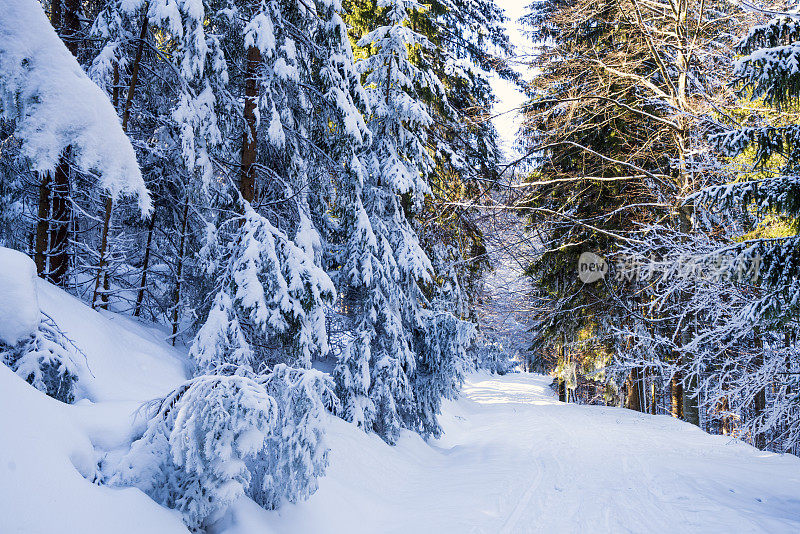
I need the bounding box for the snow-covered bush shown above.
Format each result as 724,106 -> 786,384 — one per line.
111,367 -> 336,528
0,247 -> 78,402
2,315 -> 79,403
248,365 -> 338,509
111,375 -> 278,530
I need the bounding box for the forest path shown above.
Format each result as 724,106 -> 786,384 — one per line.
244,373 -> 800,534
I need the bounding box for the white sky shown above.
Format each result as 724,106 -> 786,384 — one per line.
490,0 -> 532,161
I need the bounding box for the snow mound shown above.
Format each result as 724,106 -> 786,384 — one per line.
0,247 -> 40,345
0,365 -> 188,533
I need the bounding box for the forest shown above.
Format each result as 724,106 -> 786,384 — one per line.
2,0 -> 800,531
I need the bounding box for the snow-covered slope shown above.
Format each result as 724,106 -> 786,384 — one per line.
0,277 -> 190,533
3,280 -> 800,533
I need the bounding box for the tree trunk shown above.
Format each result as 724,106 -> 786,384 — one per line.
91,196 -> 114,308
683,378 -> 700,427
720,396 -> 731,436
134,213 -> 157,317
558,379 -> 566,403
171,196 -> 190,346
650,377 -> 657,415
35,174 -> 51,277
626,367 -> 644,412
753,330 -> 767,449
92,12 -> 148,308
671,369 -> 684,420
241,45 -> 261,203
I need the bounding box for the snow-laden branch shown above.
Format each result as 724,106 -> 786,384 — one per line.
0,0 -> 150,214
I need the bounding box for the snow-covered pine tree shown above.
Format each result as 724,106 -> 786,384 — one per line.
333,0 -> 474,443
183,0 -> 370,371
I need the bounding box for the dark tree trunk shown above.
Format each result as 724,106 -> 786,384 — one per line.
134,213 -> 157,317
671,369 -> 684,420
92,12 -> 148,308
625,367 -> 644,412
35,174 -> 51,277
240,46 -> 261,203
753,329 -> 766,449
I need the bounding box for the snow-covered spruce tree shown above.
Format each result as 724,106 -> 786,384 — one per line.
190,201 -> 336,371
180,0 -> 371,369
345,0 -> 513,323
688,9 -> 800,449
333,0 -> 474,443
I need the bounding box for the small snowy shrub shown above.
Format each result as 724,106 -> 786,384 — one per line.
111,375 -> 278,530
248,364 -> 338,509
112,367 -> 336,528
1,314 -> 79,403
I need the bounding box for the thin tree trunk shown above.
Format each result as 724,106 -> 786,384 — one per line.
753,329 -> 767,449
650,370 -> 657,415
720,396 -> 730,436
626,367 -> 644,412
92,11 -> 148,308
241,45 -> 261,203
671,369 -> 684,420
134,213 -> 157,317
35,174 -> 51,277
171,195 -> 190,346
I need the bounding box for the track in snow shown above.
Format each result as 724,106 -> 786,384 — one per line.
225,373 -> 800,534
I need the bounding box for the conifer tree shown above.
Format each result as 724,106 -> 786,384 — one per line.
333,0 -> 475,443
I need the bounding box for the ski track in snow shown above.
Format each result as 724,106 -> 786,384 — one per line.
234,373 -> 800,534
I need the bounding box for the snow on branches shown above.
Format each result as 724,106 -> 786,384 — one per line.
0,0 -> 149,212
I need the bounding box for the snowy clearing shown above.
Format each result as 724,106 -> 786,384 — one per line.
2,279 -> 800,533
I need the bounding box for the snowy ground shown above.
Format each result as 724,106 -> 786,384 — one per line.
3,280 -> 800,533
232,373 -> 800,534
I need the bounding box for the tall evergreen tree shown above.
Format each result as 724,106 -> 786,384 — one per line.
334,0 -> 475,443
